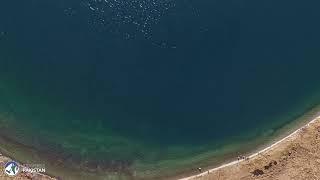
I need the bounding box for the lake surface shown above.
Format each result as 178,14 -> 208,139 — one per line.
1,0 -> 320,179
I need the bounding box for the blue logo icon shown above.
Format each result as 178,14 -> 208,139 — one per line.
4,161 -> 19,176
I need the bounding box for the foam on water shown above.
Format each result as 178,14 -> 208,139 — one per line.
80,0 -> 175,38
62,0 -> 201,48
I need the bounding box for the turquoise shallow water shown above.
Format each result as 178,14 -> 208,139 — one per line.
1,0 -> 320,179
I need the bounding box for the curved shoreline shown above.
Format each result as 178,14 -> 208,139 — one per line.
179,113 -> 320,180
1,106 -> 320,180
0,113 -> 319,180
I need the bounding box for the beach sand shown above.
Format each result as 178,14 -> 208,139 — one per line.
0,154 -> 55,180
180,115 -> 320,180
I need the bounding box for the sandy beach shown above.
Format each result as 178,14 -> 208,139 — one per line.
180,114 -> 320,180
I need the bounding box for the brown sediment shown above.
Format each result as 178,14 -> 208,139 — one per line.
0,131 -> 57,180
0,127 -> 136,180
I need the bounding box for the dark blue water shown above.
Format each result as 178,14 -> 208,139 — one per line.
1,0 -> 320,179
